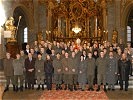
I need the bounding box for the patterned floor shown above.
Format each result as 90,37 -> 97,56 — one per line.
39,87 -> 108,100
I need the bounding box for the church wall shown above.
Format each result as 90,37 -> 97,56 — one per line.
120,0 -> 133,43
107,1 -> 115,42
1,0 -> 133,46
38,2 -> 47,40
115,0 -> 121,41
3,0 -> 36,45
107,0 -> 133,44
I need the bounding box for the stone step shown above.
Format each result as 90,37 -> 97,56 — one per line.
0,71 -> 133,89
3,85 -> 133,89
129,76 -> 133,80
115,85 -> 133,89
8,84 -> 47,88
0,75 -> 5,78
0,71 -> 4,75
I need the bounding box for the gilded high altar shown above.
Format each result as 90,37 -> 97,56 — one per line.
45,0 -> 108,43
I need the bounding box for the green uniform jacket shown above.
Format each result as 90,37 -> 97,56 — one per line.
53,58 -> 62,74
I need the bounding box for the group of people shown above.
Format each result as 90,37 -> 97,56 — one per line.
3,39 -> 133,92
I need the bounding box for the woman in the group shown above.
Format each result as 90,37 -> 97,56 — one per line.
92,50 -> 99,85
78,55 -> 87,91
44,55 -> 54,90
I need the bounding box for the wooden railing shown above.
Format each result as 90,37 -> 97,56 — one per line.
54,37 -> 102,43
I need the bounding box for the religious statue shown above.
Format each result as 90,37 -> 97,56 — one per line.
104,31 -> 108,41
53,27 -> 60,38
97,27 -> 102,37
38,32 -> 44,44
112,30 -> 118,43
5,17 -> 16,42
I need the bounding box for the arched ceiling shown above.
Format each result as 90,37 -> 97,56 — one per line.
128,9 -> 133,25
13,7 -> 27,28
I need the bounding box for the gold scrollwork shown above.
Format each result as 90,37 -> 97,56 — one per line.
71,2 -> 83,19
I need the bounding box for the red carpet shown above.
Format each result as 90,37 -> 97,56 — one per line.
39,86 -> 108,100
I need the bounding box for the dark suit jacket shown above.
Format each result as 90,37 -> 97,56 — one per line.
25,57 -> 36,76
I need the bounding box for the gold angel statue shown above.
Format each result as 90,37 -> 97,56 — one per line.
5,17 -> 16,42
5,16 -> 21,42
112,30 -> 118,43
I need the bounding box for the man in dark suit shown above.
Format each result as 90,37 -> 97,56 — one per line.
25,53 -> 36,89
24,44 -> 30,55
96,51 -> 107,92
118,53 -> 132,91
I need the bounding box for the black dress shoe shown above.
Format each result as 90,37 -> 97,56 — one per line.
108,88 -> 111,91
90,88 -> 94,91
20,86 -> 23,92
59,86 -> 62,90
36,87 -> 40,90
88,88 -> 91,91
25,86 -> 27,89
96,88 -> 100,91
15,86 -> 18,92
32,86 -> 34,90
70,88 -> 73,91
120,88 -> 123,90
4,87 -> 9,92
125,88 -> 128,91
104,89 -> 107,92
74,85 -> 77,91
42,87 -> 44,90
28,87 -> 31,89
64,85 -> 67,90
96,85 -> 100,92
13,85 -> 16,91
112,89 -> 115,91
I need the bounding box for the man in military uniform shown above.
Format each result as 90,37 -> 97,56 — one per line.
106,51 -> 118,91
3,52 -> 15,92
78,55 -> 87,91
40,47 -> 47,61
87,52 -> 95,91
55,42 -> 62,54
61,52 -> 71,90
96,51 -> 107,92
69,52 -> 78,91
20,50 -> 28,89
35,53 -> 45,90
53,53 -> 63,90
13,53 -> 24,92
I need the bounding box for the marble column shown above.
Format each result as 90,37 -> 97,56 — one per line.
0,27 -> 4,70
107,1 -> 115,41
30,0 -> 38,43
95,16 -> 97,37
66,18 -> 69,37
87,18 -> 90,38
47,1 -> 54,41
58,17 -> 61,34
33,0 -> 38,32
101,0 -> 107,30
115,0 -> 121,40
